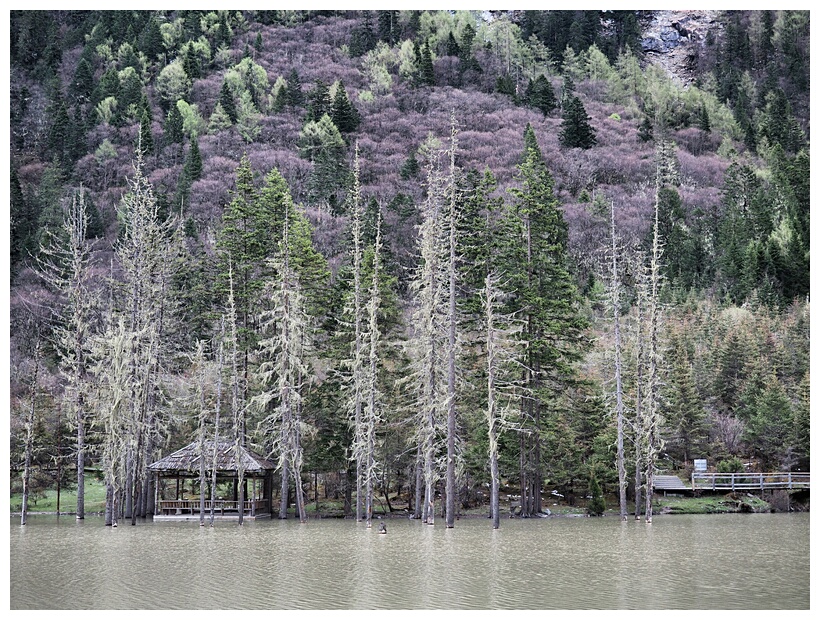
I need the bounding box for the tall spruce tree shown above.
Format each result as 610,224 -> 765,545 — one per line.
508,124 -> 589,516
559,95 -> 597,149
330,81 -> 361,134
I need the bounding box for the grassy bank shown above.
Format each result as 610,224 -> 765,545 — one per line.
10,479 -> 108,514
656,494 -> 771,514
12,479 -> 787,518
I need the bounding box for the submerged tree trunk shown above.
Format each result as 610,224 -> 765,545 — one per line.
484,274 -> 501,529
609,201 -> 628,521
634,260 -> 646,521
279,459 -> 289,519
21,341 -> 42,526
210,318 -> 225,527
644,187 -> 664,524
413,448 -> 422,519
445,114 -> 459,528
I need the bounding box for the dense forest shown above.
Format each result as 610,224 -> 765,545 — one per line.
8,10 -> 810,525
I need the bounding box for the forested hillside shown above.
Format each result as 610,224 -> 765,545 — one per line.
9,10 -> 809,523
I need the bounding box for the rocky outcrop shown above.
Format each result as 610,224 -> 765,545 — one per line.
641,10 -> 721,86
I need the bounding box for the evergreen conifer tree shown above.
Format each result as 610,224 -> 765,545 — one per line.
559,95 -> 597,149
219,80 -> 238,123
208,102 -> 233,135
163,104 -> 185,146
446,32 -> 460,57
138,112 -> 154,157
508,124 -> 589,516
527,75 -> 557,116
420,42 -> 436,86
286,68 -> 305,107
377,10 -> 399,45
330,81 -> 361,134
307,80 -> 333,123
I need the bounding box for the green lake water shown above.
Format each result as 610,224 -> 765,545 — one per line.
9,512 -> 809,609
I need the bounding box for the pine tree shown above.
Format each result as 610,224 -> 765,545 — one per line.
70,56 -> 95,106
10,165 -> 31,270
559,95 -> 597,149
298,114 -> 348,210
419,41 -> 436,86
587,474 -> 606,516
446,32 -> 460,57
219,80 -> 238,123
138,112 -> 154,157
377,10 -> 399,45
186,135 -> 203,181
48,95 -> 72,168
216,155 -> 272,378
458,23 -> 481,74
664,333 -> 708,467
350,12 -> 376,57
330,81 -> 361,134
307,80 -> 333,123
208,101 -> 233,135
527,75 -> 557,116
163,104 -> 184,147
139,15 -> 164,60
286,68 -> 305,107
182,43 -> 202,80
509,124 -> 589,516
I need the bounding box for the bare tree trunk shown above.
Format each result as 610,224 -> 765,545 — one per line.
445,115 -> 459,528
104,484 -> 113,526
413,448 -> 422,519
644,186 -> 664,524
194,342 -> 208,527
484,274 -> 501,530
293,384 -> 307,524
21,341 -> 41,526
279,460 -> 289,519
210,317 -> 225,526
343,463 -> 352,517
76,389 -> 85,520
351,144 -> 365,524
610,201 -> 628,521
634,263 -> 646,520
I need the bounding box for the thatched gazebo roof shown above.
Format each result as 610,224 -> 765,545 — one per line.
148,440 -> 276,475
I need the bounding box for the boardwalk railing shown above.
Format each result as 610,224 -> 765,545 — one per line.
691,472 -> 810,492
157,498 -> 270,516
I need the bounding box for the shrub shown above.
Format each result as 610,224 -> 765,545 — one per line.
587,476 -> 606,516
717,456 -> 745,473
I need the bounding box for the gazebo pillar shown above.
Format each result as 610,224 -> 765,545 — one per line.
153,473 -> 159,516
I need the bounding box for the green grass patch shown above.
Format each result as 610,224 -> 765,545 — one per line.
657,493 -> 770,514
10,477 -> 108,514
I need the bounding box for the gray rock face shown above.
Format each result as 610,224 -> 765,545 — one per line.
642,26 -> 682,53
640,10 -> 720,86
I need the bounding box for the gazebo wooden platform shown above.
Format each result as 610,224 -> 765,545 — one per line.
148,440 -> 276,521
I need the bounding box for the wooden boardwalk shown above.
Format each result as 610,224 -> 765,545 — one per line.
691,472 -> 810,492
652,472 -> 810,494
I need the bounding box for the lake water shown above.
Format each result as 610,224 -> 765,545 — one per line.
9,512 -> 809,609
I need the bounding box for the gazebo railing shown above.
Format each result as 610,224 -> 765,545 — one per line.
157,498 -> 270,516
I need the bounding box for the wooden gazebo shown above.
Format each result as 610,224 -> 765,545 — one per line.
148,440 -> 276,521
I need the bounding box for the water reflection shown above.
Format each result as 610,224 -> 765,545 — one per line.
9,513 -> 809,609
